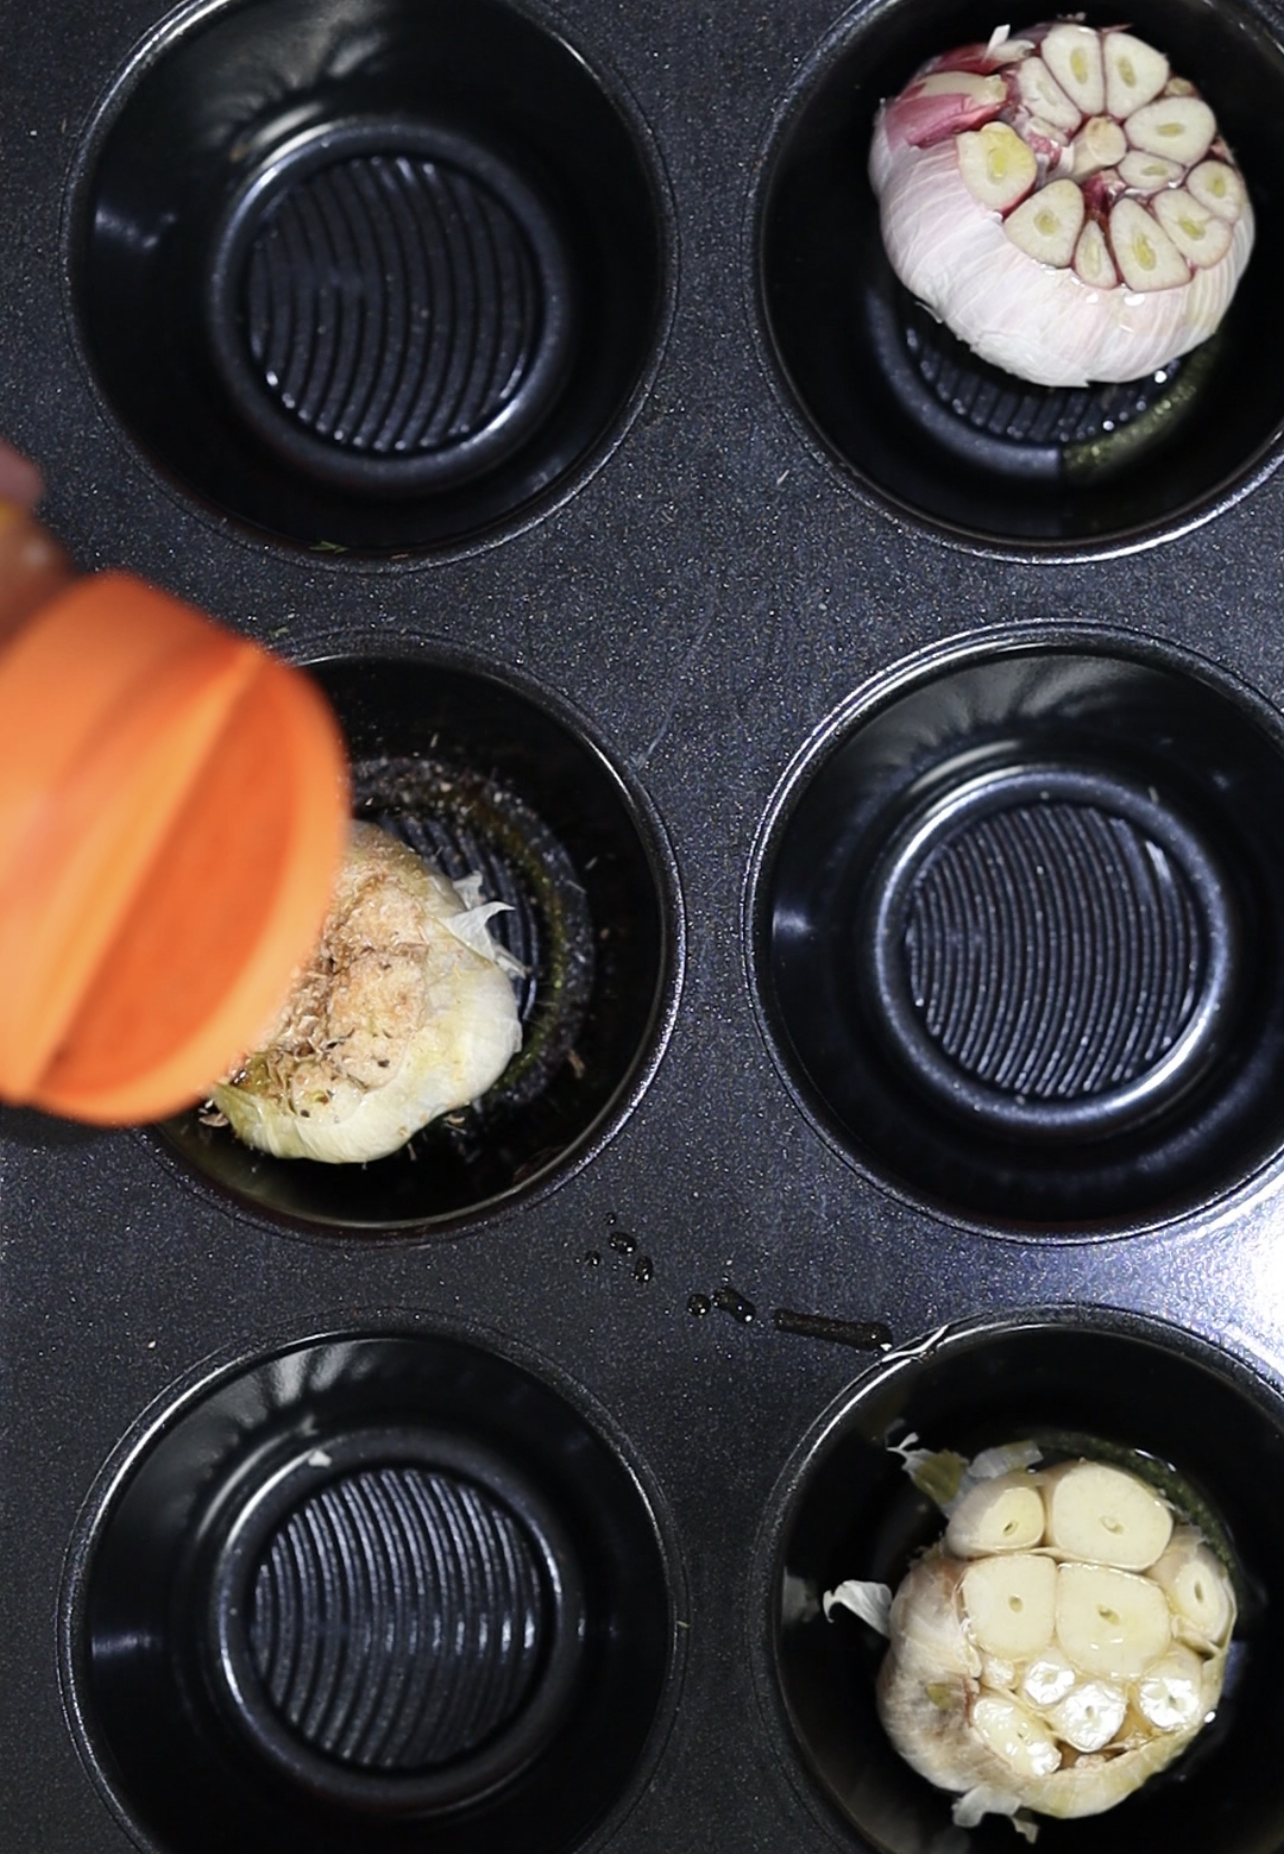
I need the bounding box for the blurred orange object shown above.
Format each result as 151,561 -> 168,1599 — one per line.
0,564 -> 349,1124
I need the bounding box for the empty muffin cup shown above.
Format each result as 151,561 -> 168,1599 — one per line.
68,0 -> 670,552
749,630 -> 1284,1231
62,1328 -> 680,1854
158,651 -> 680,1233
752,1305 -> 1284,1854
754,0 -> 1284,552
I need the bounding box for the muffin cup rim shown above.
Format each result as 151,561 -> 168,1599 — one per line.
58,1310 -> 691,1854
742,619 -> 1284,1241
59,0 -> 681,564
143,636 -> 687,1242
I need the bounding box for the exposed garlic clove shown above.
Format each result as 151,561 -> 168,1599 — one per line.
1152,188 -> 1234,267
981,1654 -> 1019,1691
1147,1528 -> 1235,1644
972,1695 -> 1062,1779
1042,1460 -> 1174,1570
1187,158 -> 1247,222
962,1553 -> 1057,1659
1016,56 -> 1082,134
1047,1679 -> 1128,1753
1073,219 -> 1117,289
1071,116 -> 1127,176
1004,178 -> 1084,267
917,70 -> 1008,101
1041,23 -> 1105,116
1022,1649 -> 1078,1707
1054,1563 -> 1172,1681
1137,1646 -> 1207,1731
947,1474 -> 1047,1556
1117,149 -> 1185,192
1125,94 -> 1218,167
957,120 -> 1039,210
1103,31 -> 1170,119
1109,197 -> 1190,291
882,71 -> 1008,153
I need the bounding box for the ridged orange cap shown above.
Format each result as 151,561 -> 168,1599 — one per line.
0,571 -> 349,1123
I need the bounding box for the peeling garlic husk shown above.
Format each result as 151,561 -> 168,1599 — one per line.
869,22 -> 1255,387
826,1447 -> 1237,1832
211,820 -> 522,1163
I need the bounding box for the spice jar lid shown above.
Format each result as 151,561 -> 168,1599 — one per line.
0,570 -> 349,1123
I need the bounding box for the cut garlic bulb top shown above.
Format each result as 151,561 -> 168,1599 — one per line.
826,1449 -> 1236,1833
211,820 -> 522,1163
868,22 -> 1254,387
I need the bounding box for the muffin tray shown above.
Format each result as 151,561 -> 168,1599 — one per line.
6,0 -> 1284,1850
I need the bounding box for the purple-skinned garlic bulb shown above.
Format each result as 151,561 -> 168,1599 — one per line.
869,23 -> 1254,388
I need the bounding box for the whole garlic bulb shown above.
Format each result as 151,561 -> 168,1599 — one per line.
869,23 -> 1254,388
827,1451 -> 1236,1834
211,821 -> 522,1163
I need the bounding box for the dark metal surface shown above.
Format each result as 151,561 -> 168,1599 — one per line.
6,0 -> 1284,1851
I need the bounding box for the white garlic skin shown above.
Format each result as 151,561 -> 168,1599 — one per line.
869,25 -> 1255,388
213,821 -> 522,1163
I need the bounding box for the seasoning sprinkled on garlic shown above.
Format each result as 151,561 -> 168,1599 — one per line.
210,820 -> 522,1163
869,22 -> 1254,387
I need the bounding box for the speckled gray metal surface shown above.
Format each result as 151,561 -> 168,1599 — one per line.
5,0 -> 1284,1850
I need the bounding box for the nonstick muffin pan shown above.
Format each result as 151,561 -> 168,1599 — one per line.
8,0 -> 1284,1852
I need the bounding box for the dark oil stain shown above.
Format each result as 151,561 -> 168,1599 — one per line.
773,1309 -> 894,1351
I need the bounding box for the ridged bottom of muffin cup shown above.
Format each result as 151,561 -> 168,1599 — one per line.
208,1427 -> 584,1813
205,118 -> 577,499
62,1328 -> 680,1854
750,630 -> 1284,1231
865,254 -> 1215,487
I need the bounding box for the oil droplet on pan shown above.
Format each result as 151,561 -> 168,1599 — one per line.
713,1285 -> 755,1325
687,1293 -> 712,1317
609,1230 -> 638,1256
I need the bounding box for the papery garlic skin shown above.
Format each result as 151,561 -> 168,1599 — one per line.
212,820 -> 522,1163
830,1452 -> 1236,1831
869,24 -> 1254,388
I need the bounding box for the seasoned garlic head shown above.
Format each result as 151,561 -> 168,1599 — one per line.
869,23 -> 1254,387
827,1451 -> 1236,1834
212,820 -> 522,1163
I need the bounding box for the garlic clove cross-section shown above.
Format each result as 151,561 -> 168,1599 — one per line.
947,1473 -> 1047,1557
1041,1459 -> 1173,1569
868,21 -> 1254,387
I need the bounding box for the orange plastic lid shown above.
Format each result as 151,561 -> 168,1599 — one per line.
0,571 -> 350,1124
